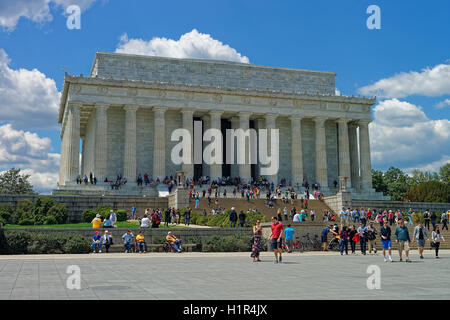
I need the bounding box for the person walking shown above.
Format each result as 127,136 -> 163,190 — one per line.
229,207 -> 238,228
407,208 -> 414,226
380,220 -> 393,262
357,222 -> 368,255
283,207 -> 288,221
423,210 -> 431,230
441,210 -> 449,231
431,225 -> 445,259
348,225 -> 358,254
251,220 -> 263,262
321,224 -> 336,252
184,207 -> 191,226
413,221 -> 428,259
367,221 -> 378,254
339,226 -> 349,255
430,212 -> 438,230
394,220 -> 411,262
238,210 -> 246,227
268,216 -> 284,263
310,209 -> 315,222
284,224 -> 295,253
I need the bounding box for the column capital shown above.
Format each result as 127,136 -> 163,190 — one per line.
238,112 -> 252,118
336,118 -> 350,123
313,116 -> 328,123
124,105 -> 139,112
181,109 -> 195,114
290,116 -> 303,121
358,119 -> 372,125
153,106 -> 167,113
264,113 -> 277,120
95,103 -> 109,110
209,110 -> 224,116
67,101 -> 83,108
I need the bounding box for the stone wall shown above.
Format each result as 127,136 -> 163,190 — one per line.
91,52 -> 336,95
261,222 -> 325,251
351,200 -> 449,213
0,195 -> 168,223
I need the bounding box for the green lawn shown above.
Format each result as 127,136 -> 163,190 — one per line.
3,222 -> 188,229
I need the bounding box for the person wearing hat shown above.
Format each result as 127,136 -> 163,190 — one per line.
166,231 -> 182,252
122,230 -> 135,253
229,207 -> 238,228
92,231 -> 102,253
101,230 -> 113,253
91,214 -> 102,229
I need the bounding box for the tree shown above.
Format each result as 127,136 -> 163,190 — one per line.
383,167 -> 411,201
409,169 -> 439,186
405,181 -> 450,203
439,163 -> 450,184
372,169 -> 388,195
0,168 -> 37,195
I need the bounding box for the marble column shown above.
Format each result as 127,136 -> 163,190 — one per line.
123,106 -> 138,182
359,120 -> 373,190
290,117 -> 303,185
181,110 -> 194,178
81,136 -> 85,177
201,114 -> 211,177
153,107 -> 166,181
59,102 -> 81,185
348,122 -> 360,190
337,118 -> 352,189
238,112 -> 252,182
230,116 -> 240,178
255,118 -> 265,178
209,111 -> 223,180
265,114 -> 278,184
314,117 -> 328,190
94,104 -> 109,182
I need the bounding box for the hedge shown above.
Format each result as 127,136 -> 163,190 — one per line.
6,197 -> 68,226
180,210 -> 266,228
0,230 -> 91,254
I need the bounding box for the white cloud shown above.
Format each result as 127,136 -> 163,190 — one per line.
0,48 -> 60,129
435,98 -> 450,109
335,88 -> 341,96
0,124 -> 59,193
0,0 -> 97,31
370,99 -> 450,171
358,62 -> 450,98
115,29 -> 250,63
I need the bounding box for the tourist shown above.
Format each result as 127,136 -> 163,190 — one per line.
423,210 -> 431,230
164,208 -> 171,227
394,220 -> 411,262
407,208 -> 414,226
195,198 -> 200,209
321,224 -> 335,252
431,225 -> 445,259
348,225 -> 358,254
184,207 -> 191,226
339,207 -> 347,228
229,207 -> 238,228
360,207 -> 367,227
268,216 -> 284,263
430,212 -> 438,230
367,221 -> 377,254
101,230 -> 113,253
376,211 -> 384,227
238,210 -> 246,227
413,221 -> 428,259
166,231 -> 182,252
92,231 -> 102,253
251,220 -> 263,262
339,226 -> 349,255
132,204 -> 137,220
122,230 -> 135,253
140,214 -> 150,228
110,210 -> 117,227
176,210 -> 181,224
91,214 -> 102,229
293,210 -> 300,222
380,220 -> 393,262
151,210 -> 161,228
299,210 -> 307,222
310,209 -> 315,222
136,231 -> 146,253
283,207 -> 288,221
442,210 -> 449,231
388,210 -> 394,226
103,214 -> 112,228
284,224 -> 295,253
357,222 -> 368,255
277,208 -> 283,222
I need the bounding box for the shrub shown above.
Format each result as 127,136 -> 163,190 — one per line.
116,209 -> 127,222
201,234 -> 253,252
47,203 -> 68,224
18,218 -> 34,226
43,216 -> 58,225
0,204 -> 13,224
0,216 -> 5,226
2,231 -> 91,254
82,209 -> 98,223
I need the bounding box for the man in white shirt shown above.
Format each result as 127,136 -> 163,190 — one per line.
293,211 -> 301,222
339,207 -> 347,228
140,214 -> 150,228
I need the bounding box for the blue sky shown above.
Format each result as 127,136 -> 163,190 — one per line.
0,0 -> 449,193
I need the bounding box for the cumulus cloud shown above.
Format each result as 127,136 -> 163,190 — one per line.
435,98 -> 450,109
0,124 -> 59,193
358,62 -> 450,98
0,0 -> 97,31
0,48 -> 60,129
115,29 -> 250,63
370,99 -> 450,171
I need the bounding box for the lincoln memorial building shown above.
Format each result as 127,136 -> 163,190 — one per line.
55,51 -> 382,199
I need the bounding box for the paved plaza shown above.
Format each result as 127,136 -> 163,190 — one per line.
0,250 -> 449,300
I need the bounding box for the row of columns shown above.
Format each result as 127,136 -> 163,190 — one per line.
59,102 -> 372,191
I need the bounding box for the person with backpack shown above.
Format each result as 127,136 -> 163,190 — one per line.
151,211 -> 161,228
348,225 -> 358,254
229,207 -> 238,228
339,226 -> 349,255
441,210 -> 449,231
357,221 -> 368,255
423,210 -> 431,230
413,221 -> 428,259
431,225 -> 445,259
430,212 -> 438,230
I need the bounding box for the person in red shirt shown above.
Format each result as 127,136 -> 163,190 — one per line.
268,216 -> 284,263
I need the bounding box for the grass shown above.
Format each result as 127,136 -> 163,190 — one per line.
3,221 -> 188,229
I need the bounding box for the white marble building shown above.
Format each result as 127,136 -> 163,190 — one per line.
56,51 -> 379,197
